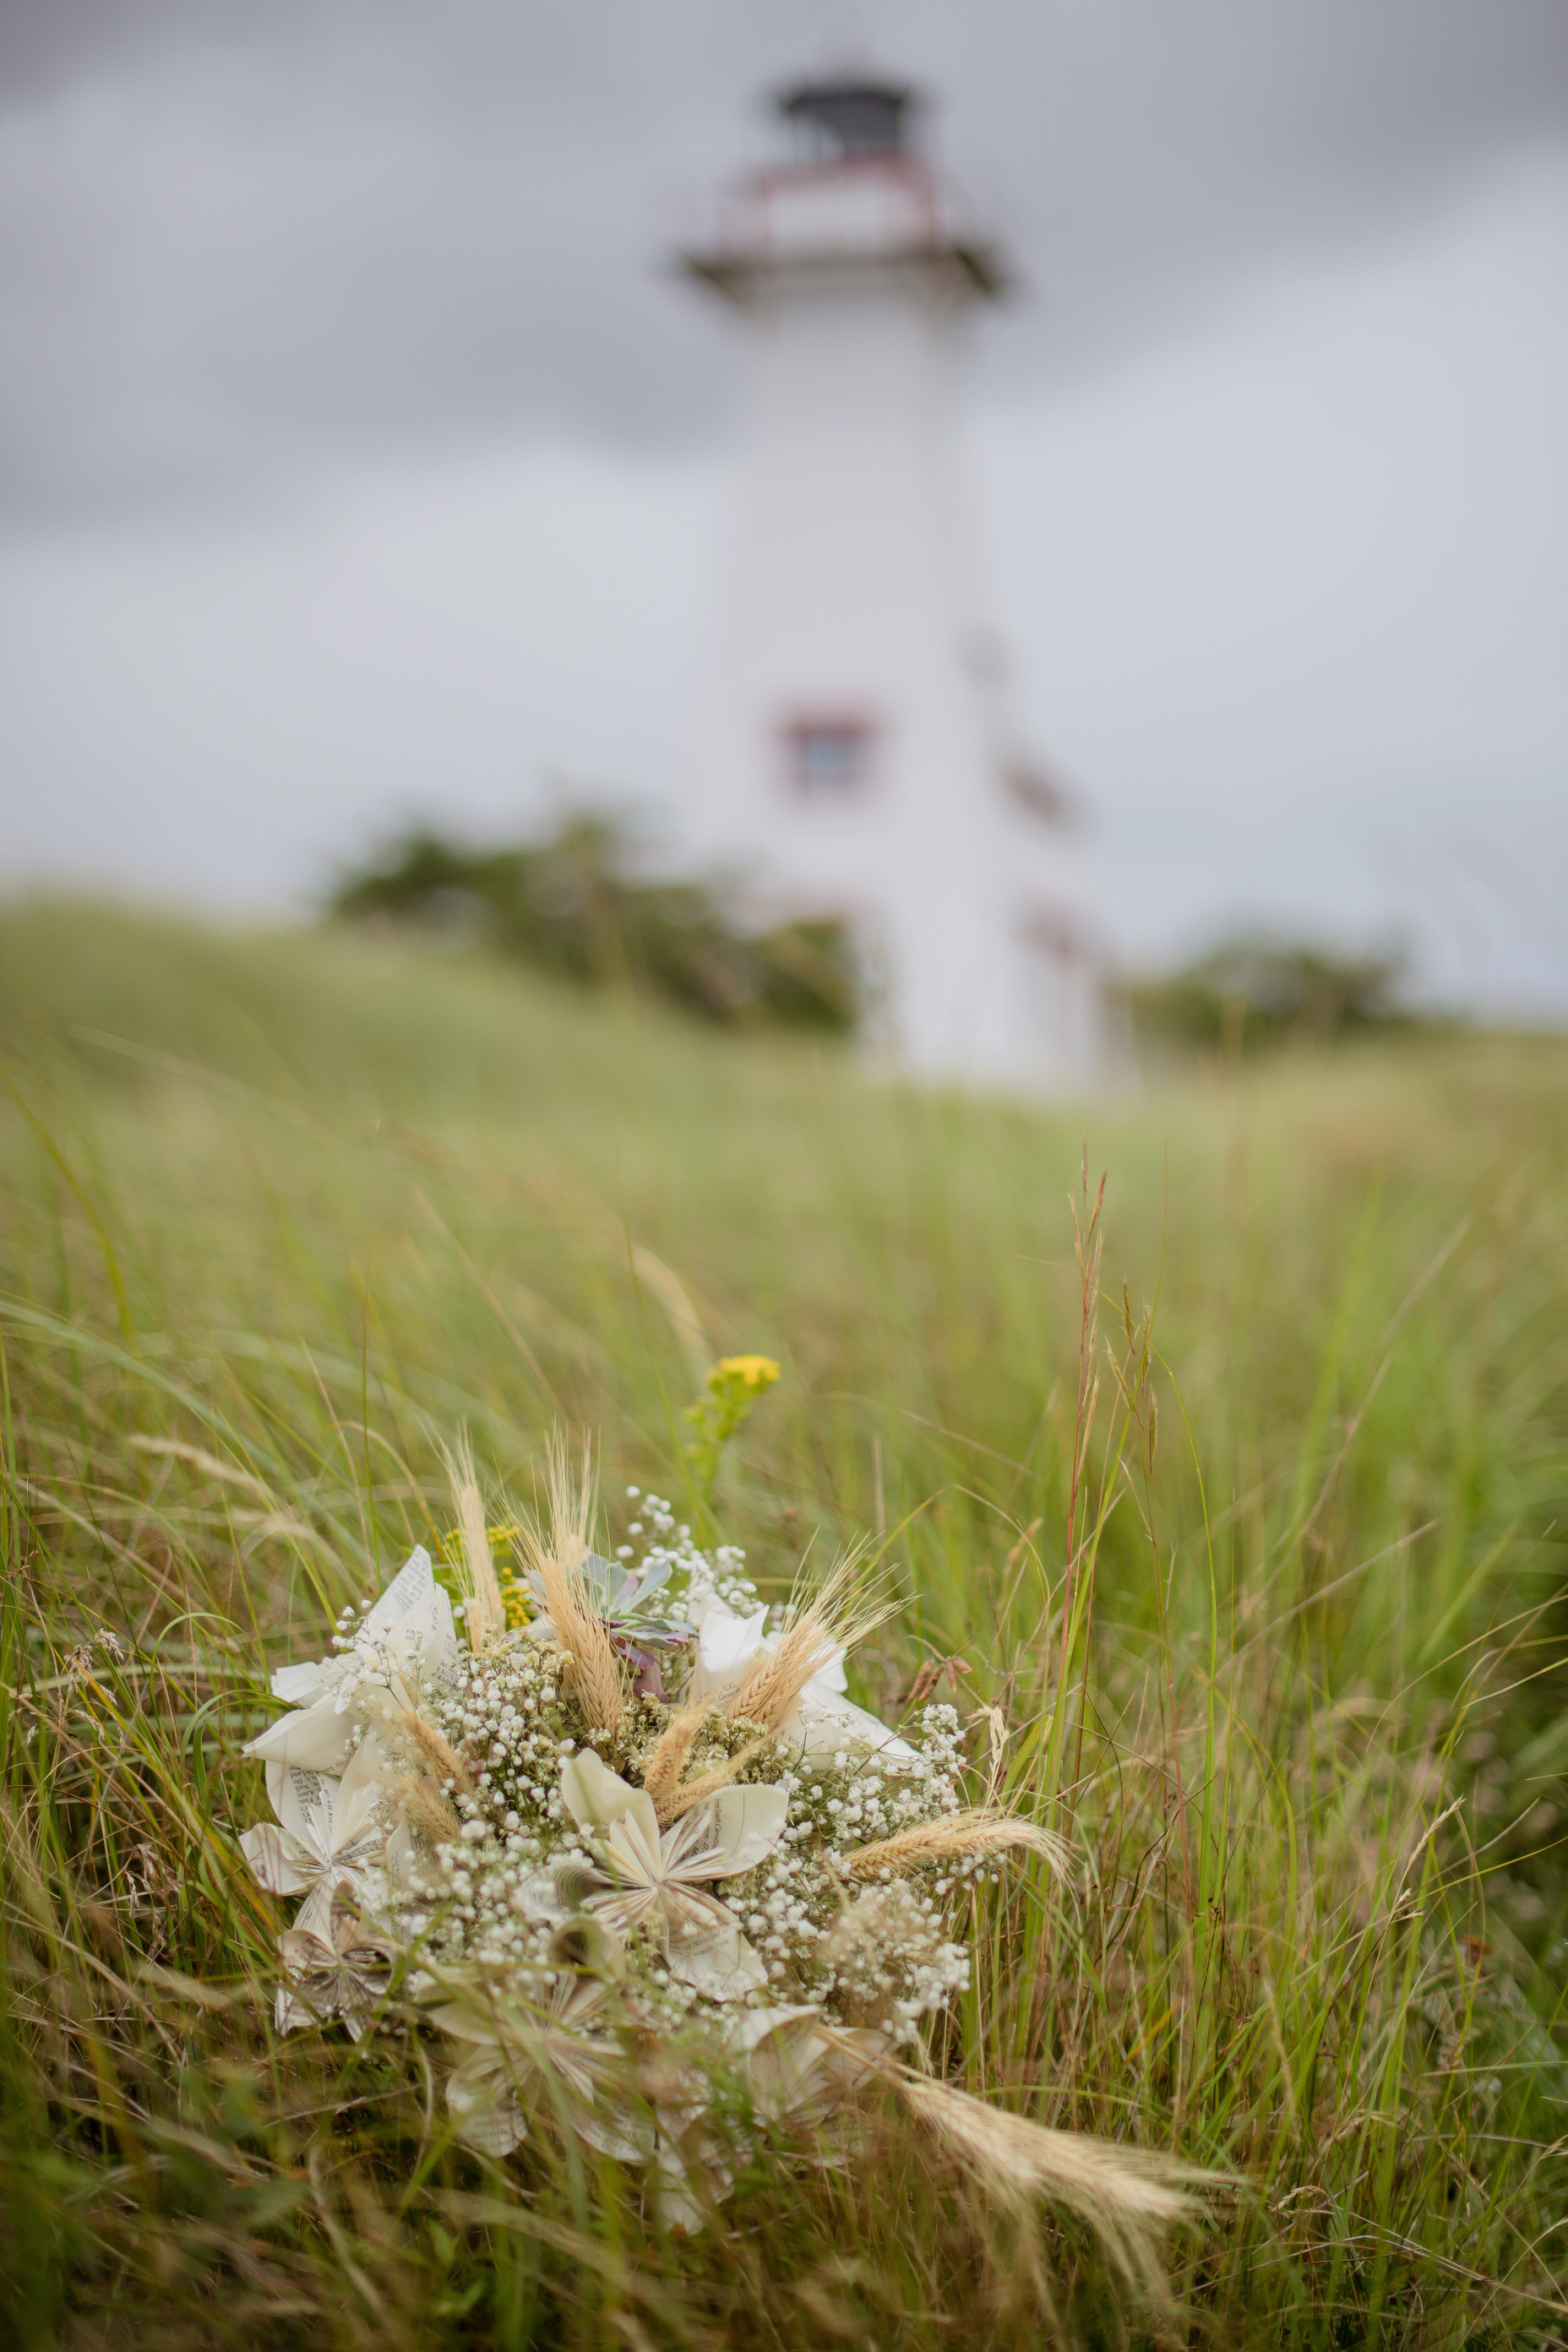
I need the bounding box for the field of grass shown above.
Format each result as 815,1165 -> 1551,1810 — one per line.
2,897 -> 1567,2349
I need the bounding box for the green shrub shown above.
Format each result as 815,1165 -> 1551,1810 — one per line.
330,815 -> 859,1033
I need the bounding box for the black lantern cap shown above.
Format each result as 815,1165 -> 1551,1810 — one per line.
774,78 -> 920,159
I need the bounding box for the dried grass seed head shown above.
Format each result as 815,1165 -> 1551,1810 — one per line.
842,1809 -> 1072,1882
512,1433 -> 624,1735
441,1429 -> 508,1655
724,1544 -> 891,1732
895,2071 -> 1203,2311
640,1707 -> 704,1800
399,1705 -> 476,1797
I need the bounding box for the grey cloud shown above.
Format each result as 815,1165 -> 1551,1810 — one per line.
2,0 -> 1565,524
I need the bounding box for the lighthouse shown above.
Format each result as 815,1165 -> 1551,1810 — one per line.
675,74 -> 1104,1087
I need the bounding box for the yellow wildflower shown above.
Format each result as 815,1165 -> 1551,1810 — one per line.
437,1522 -> 531,1629
682,1355 -> 782,1502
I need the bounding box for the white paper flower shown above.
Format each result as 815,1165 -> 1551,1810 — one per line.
560,1748 -> 786,1995
243,1547 -> 458,1778
275,1892 -> 397,2039
240,1739 -> 406,1936
433,1966 -> 640,2159
724,2002 -> 889,2122
633,2008 -> 890,2230
686,1597 -> 917,1765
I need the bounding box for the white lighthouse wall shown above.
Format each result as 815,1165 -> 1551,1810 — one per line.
678,263 -> 1100,1087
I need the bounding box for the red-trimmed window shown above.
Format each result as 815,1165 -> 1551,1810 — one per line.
781,711 -> 878,795
1018,903 -> 1085,964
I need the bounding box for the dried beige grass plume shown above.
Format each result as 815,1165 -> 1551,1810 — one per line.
842,1808 -> 1071,1882
399,1705 -> 477,1797
514,1435 -> 625,1736
640,1707 -> 704,1800
725,1548 -> 889,1732
398,1773 -> 462,1843
894,2071 -> 1204,2306
651,1740 -> 767,1827
442,1429 -> 508,1655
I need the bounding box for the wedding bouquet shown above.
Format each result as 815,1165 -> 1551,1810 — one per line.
237,1436 -> 1193,2248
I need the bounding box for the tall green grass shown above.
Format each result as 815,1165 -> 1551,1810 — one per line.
3,898 -> 1566,2347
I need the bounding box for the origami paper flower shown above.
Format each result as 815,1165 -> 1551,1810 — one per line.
637,2005 -> 892,2229
243,1546 -> 459,1778
724,2002 -> 889,2123
560,1748 -> 786,1994
434,1968 -> 634,2159
240,1740 -> 406,1936
275,1892 -> 397,2039
687,1596 -> 917,1765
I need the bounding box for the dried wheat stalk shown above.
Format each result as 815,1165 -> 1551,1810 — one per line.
724,1549 -> 888,1731
653,1742 -> 766,1827
842,1807 -> 1071,1881
640,1707 -> 703,1799
893,2070 -> 1206,2308
398,1705 -> 476,1796
442,1429 -> 508,1654
512,1435 -> 624,1734
398,1773 -> 462,1842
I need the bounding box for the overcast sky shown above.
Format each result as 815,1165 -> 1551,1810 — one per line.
2,0 -> 1565,1012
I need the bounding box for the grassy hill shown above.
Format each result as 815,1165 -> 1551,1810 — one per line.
3,900 -> 1566,2346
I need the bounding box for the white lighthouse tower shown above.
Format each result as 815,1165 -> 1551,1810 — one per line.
676,74 -> 1103,1087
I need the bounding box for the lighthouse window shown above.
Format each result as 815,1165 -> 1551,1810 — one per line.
782,716 -> 876,795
